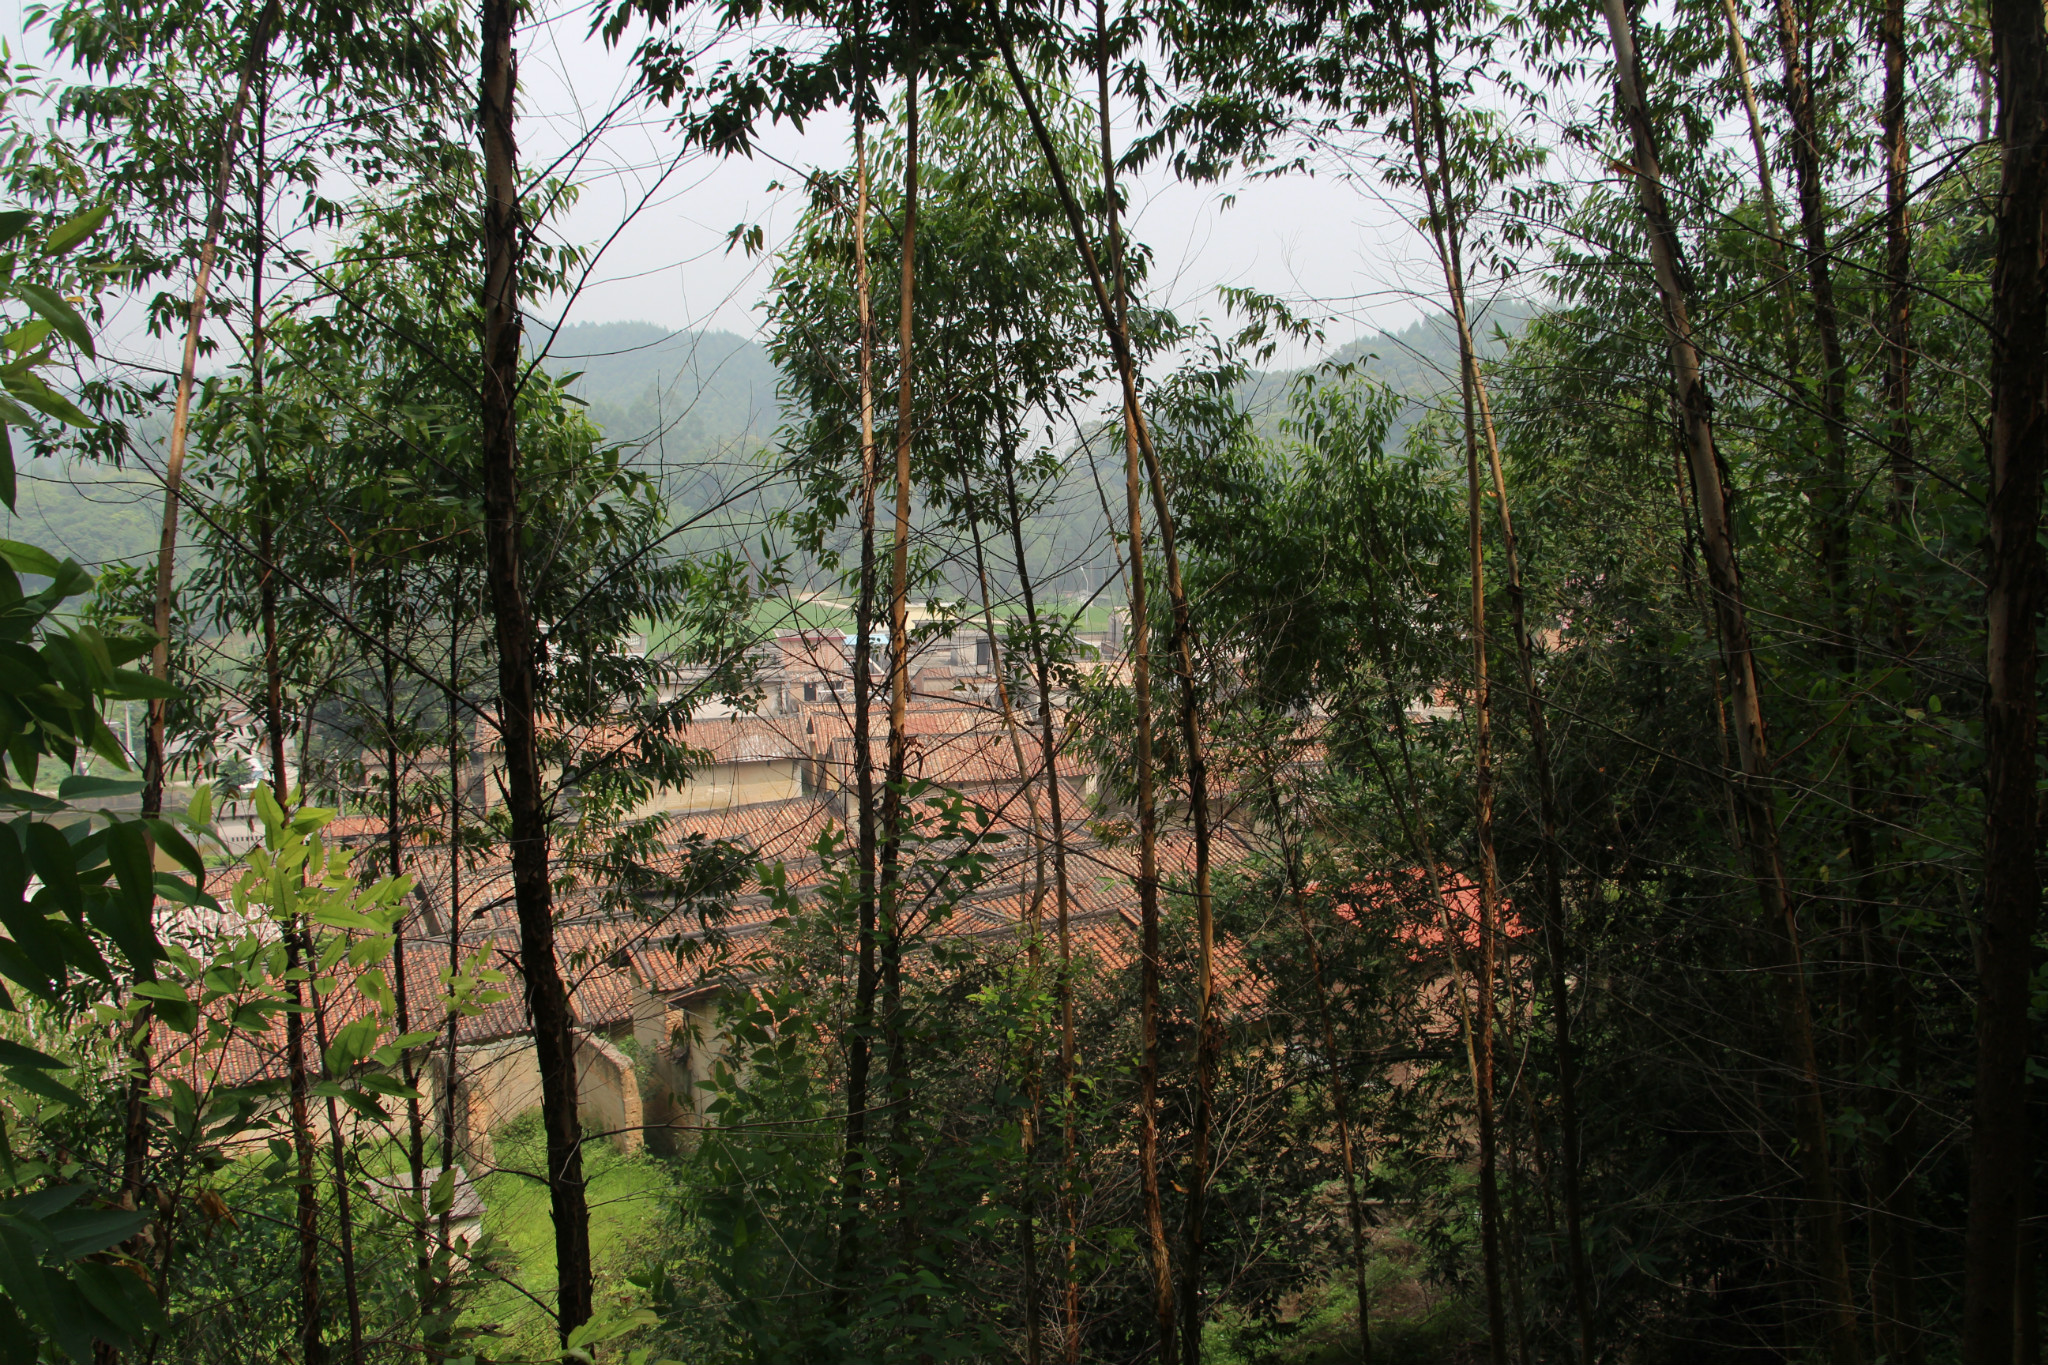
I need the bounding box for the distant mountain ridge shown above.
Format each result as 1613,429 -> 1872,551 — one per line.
1335,303 -> 1526,382
536,321 -> 779,457
538,305 -> 1535,459
1238,299 -> 1536,436
10,309 -> 1533,576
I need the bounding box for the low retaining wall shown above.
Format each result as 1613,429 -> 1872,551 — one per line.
428,1030 -> 646,1164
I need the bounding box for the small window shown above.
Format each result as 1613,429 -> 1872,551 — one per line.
804,683 -> 817,702
976,638 -> 991,666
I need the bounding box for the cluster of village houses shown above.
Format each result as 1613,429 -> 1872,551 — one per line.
157,613 -> 1312,1206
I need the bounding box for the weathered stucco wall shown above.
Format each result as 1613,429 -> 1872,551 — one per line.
632,987 -> 736,1152
643,758 -> 803,815
424,1030 -> 646,1162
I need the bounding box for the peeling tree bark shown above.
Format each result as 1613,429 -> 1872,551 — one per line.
878,63 -> 920,1238
1963,0 -> 2048,1354
477,0 -> 593,1337
836,107 -> 885,1308
997,437 -> 1083,1365
1597,9 -> 1860,1364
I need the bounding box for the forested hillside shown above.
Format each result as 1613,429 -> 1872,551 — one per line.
541,320 -> 779,454
0,0 -> 2038,1361
0,458 -> 160,569
10,313 -> 1459,585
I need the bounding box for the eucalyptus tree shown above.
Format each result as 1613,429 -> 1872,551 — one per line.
1964,0 -> 2047,1354
597,0 -> 986,1331
768,70 -> 1119,1351
38,0 -> 469,818
1597,9 -> 1869,1359
1119,0 -> 1571,1352
606,0 -> 990,1309
0,183 -> 299,1364
1378,19 -> 1538,1358
966,23 -> 1164,1358
909,81 -> 1106,1361
188,299 -> 461,1360
164,124 -> 478,1358
28,28 -> 470,1312
170,133 -> 755,1347
1166,364 -> 1473,1344
764,127 -> 896,1313
1145,1 -> 2012,1359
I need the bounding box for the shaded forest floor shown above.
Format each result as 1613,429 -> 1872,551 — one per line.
468,1114 -> 676,1354
1207,1233 -> 1486,1365
461,1118 -> 1485,1362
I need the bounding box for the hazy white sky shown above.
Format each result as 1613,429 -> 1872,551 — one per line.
3,0 -> 1440,358
517,0 -> 1436,355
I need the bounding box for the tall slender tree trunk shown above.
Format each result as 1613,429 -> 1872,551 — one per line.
243,79 -> 325,1364
1461,307 -> 1511,1365
290,703 -> 331,1364
1120,365 -> 1173,1365
1397,45 -> 1594,1358
1878,0 -> 1915,658
1396,24 -> 1506,1359
1269,780 -> 1373,1365
439,574 -> 466,1268
1078,29 -> 1221,1345
994,14 -> 1193,1353
962,458 -> 1043,882
1366,692 -> 1495,1196
1598,10 -> 1861,1364
879,60 -> 921,1249
309,973 -> 366,1365
1771,0 -> 1852,512
252,60 -> 280,982
476,0 -> 593,1338
123,7 -> 280,1275
285,917 -> 325,1365
1475,378 -> 1593,1365
963,461 -> 1046,1365
1963,0 -> 2048,1354
1869,4 -> 1925,1356
1159,308 -> 1218,1365
1095,17 -> 1180,1357
386,637 -> 431,1292
837,106 -> 885,1308
1087,13 -> 1219,1354
1772,2 -> 1889,1133
1718,0 -> 1802,378
998,441 -> 1083,1365
144,0 -> 278,816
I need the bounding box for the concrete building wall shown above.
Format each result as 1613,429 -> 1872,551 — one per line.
483,753 -> 802,817
424,1030 -> 647,1163
639,758 -> 803,816
676,994 -> 731,1116
575,1034 -> 643,1152
629,985 -> 737,1153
